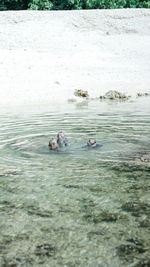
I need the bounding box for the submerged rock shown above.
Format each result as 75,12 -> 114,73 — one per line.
100,90 -> 129,100
74,89 -> 89,98
140,154 -> 150,163
121,201 -> 150,217
139,216 -> 150,228
0,200 -> 17,214
0,167 -> 20,177
83,210 -> 128,224
117,241 -> 147,256
27,208 -> 53,218
134,153 -> 150,168
108,161 -> 150,173
132,257 -> 150,267
35,243 -> 57,257
117,238 -> 148,264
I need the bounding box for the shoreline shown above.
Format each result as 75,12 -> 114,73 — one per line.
0,9 -> 150,106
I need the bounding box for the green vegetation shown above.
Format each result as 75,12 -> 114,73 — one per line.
0,0 -> 28,10
0,0 -> 150,10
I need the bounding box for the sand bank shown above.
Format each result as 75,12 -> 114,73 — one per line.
0,9 -> 150,106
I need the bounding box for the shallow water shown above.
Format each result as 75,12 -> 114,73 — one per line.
0,98 -> 150,267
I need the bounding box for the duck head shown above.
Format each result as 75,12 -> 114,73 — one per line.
49,138 -> 58,151
57,132 -> 68,147
87,139 -> 97,148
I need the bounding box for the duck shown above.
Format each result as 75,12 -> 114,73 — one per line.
57,132 -> 68,147
48,138 -> 59,151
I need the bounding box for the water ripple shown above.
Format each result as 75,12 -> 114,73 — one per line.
0,98 -> 150,266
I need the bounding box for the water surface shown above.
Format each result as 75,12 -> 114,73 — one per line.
0,98 -> 150,266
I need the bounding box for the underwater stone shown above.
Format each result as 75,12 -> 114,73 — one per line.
139,216 -> 150,228
140,154 -> 150,163
35,243 -> 57,257
127,184 -> 150,192
24,204 -> 53,218
117,244 -> 140,256
121,201 -> 150,217
83,211 -> 127,223
132,257 -> 150,267
64,184 -> 80,189
0,200 -> 17,214
1,257 -> 18,267
109,161 -> 150,173
117,242 -> 146,256
117,238 -> 148,264
0,167 -> 20,177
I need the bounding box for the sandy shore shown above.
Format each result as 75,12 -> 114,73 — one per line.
0,9 -> 150,106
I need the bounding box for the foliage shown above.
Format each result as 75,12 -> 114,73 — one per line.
125,0 -> 150,8
0,0 -> 28,10
0,0 -> 150,10
85,0 -> 126,9
28,0 -> 53,10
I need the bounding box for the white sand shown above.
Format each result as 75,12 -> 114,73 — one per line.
0,9 -> 150,106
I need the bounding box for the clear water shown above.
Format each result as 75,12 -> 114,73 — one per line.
0,98 -> 150,267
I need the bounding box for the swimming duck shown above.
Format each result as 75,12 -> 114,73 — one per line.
48,138 -> 59,151
57,132 -> 68,147
87,139 -> 102,149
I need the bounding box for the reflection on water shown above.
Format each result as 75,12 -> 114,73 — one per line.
0,98 -> 150,266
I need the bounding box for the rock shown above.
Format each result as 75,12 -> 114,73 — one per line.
83,210 -> 127,224
137,92 -> 150,97
117,241 -> 147,256
137,93 -> 143,97
74,89 -> 89,98
35,243 -> 57,257
132,257 -> 150,267
139,216 -> 150,228
134,153 -> 150,168
108,160 -> 150,173
121,201 -> 150,217
116,238 -> 148,264
100,90 -> 129,100
140,154 -> 150,163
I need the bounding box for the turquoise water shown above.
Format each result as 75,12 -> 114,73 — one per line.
0,98 -> 150,266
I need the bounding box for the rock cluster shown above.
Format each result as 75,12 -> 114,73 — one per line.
140,154 -> 150,163
100,90 -> 129,100
137,92 -> 150,97
74,89 -> 89,98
